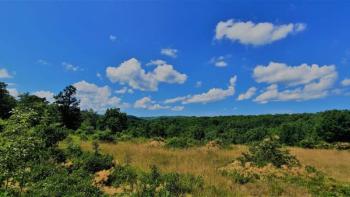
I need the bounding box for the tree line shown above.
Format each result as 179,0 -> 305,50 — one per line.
1,81 -> 350,149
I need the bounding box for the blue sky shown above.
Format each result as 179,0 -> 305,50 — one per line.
0,1 -> 350,116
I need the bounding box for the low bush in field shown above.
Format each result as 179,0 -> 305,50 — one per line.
238,136 -> 300,168
96,164 -> 203,196
220,136 -> 350,196
28,169 -> 102,197
92,130 -> 116,142
165,137 -> 199,149
108,164 -> 138,188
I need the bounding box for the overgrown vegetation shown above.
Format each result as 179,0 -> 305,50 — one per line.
1,81 -> 350,196
220,136 -> 350,196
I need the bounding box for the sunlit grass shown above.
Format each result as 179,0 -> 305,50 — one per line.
75,139 -> 350,196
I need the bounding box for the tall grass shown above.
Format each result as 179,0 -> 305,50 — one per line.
78,140 -> 350,196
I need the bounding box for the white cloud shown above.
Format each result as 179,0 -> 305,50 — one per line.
195,81 -> 202,88
106,58 -> 187,91
33,91 -> 55,103
341,78 -> 350,86
171,106 -> 184,111
210,56 -> 229,67
0,68 -> 12,79
253,62 -> 338,103
215,19 -> 306,46
237,87 -> 257,101
164,96 -> 190,104
8,88 -> 18,98
109,35 -> 117,42
134,97 -> 171,110
115,87 -> 134,94
153,64 -> 187,84
63,62 -> 81,72
165,75 -> 237,104
253,62 -> 336,86
146,60 -> 167,66
73,80 -> 129,113
161,48 -> 178,58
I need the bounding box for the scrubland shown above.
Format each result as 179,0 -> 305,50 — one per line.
79,139 -> 350,196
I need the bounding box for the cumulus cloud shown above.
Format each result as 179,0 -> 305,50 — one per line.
341,78 -> 350,86
115,87 -> 134,94
106,58 -> 187,91
63,62 -> 81,72
253,62 -> 338,103
210,56 -> 230,67
134,97 -> 170,110
8,88 -> 19,98
165,75 -> 237,104
237,87 -> 257,101
171,106 -> 184,111
73,81 -> 128,113
215,19 -> 306,46
253,62 -> 336,86
161,48 -> 178,58
0,68 -> 12,79
33,91 -> 55,103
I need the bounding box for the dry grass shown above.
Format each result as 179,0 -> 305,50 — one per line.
79,140 -> 350,196
290,147 -> 350,182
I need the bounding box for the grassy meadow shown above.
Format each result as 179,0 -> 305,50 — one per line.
76,138 -> 350,196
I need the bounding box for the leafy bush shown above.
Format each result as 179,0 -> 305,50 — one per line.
109,164 -> 137,187
92,130 -> 116,142
77,152 -> 114,173
165,137 -> 198,149
238,136 -> 300,168
28,169 -> 102,197
163,173 -> 204,195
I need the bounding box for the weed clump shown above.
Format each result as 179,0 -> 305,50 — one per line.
238,135 -> 300,168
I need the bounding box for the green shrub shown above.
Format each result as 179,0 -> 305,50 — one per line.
163,173 -> 204,195
238,136 -> 300,168
165,137 -> 197,149
28,169 -> 102,197
92,130 -> 115,142
78,152 -> 114,173
109,164 -> 137,187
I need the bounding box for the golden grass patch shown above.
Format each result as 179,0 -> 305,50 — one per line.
79,140 -> 350,196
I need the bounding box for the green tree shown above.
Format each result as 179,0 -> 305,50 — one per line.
0,82 -> 16,119
103,108 -> 127,134
54,85 -> 81,130
318,110 -> 350,142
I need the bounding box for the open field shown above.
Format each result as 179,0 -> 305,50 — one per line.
79,140 -> 350,196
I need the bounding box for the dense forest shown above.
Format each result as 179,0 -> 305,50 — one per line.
1,81 -> 350,195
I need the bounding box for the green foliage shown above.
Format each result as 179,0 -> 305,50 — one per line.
238,136 -> 300,168
34,123 -> 68,148
165,137 -> 198,149
54,85 -> 81,130
102,108 -> 127,134
93,130 -> 116,142
129,165 -> 203,197
74,151 -> 114,173
28,169 -> 102,197
109,164 -> 138,187
0,82 -> 16,119
318,110 -> 350,142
